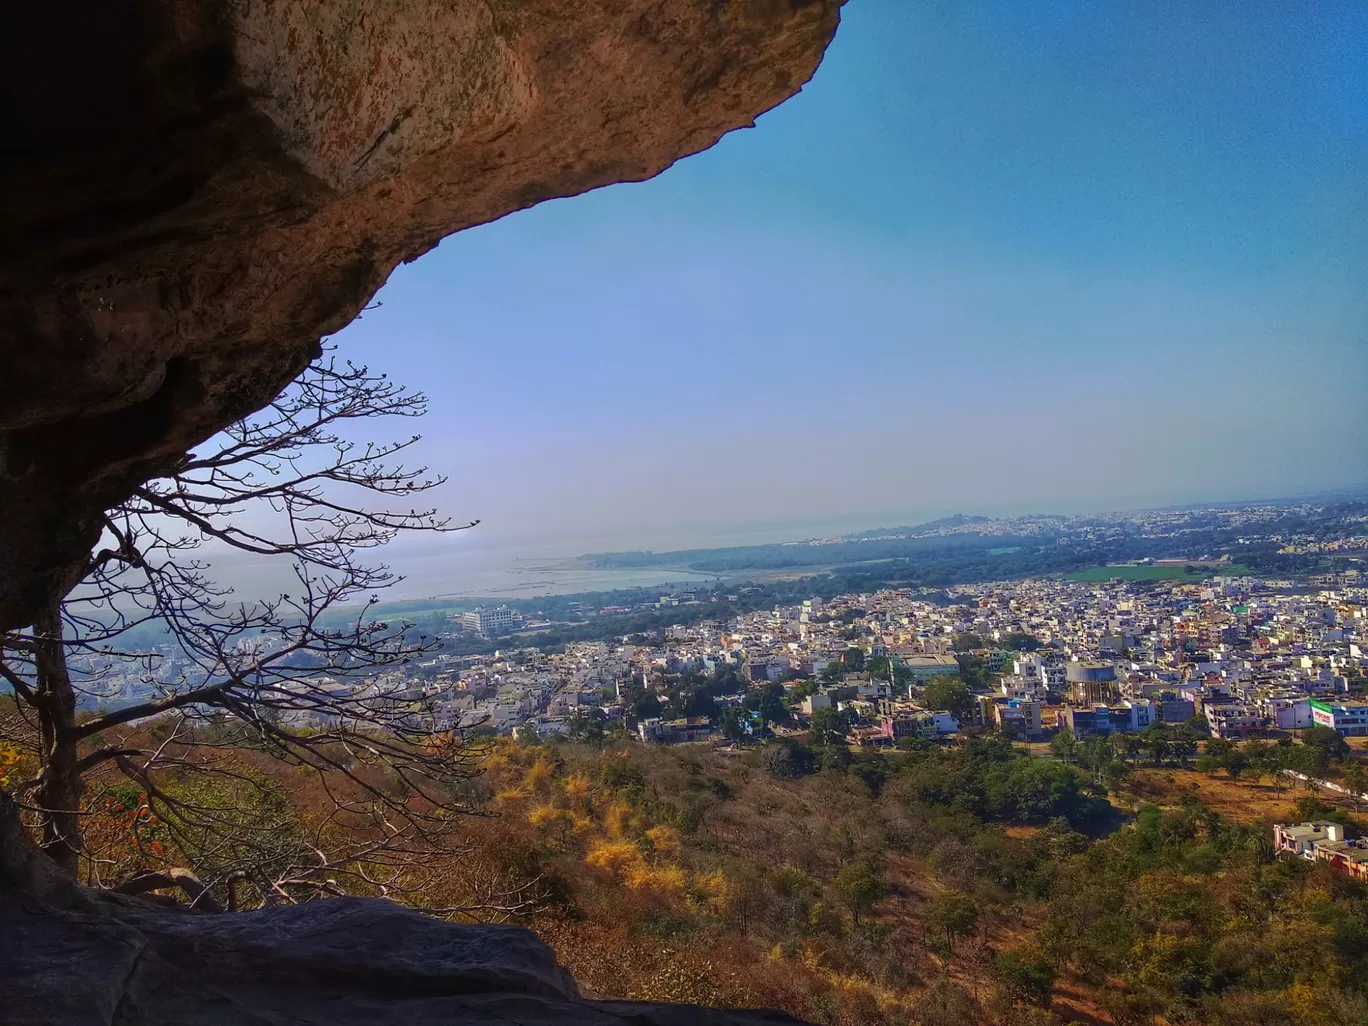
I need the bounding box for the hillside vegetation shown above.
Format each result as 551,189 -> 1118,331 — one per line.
14,717 -> 1368,1026
461,736 -> 1368,1026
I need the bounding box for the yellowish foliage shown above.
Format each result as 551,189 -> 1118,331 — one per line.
585,839 -> 643,877
570,813 -> 595,835
528,803 -> 564,828
1284,981 -> 1358,1026
626,862 -> 687,894
561,773 -> 592,799
645,824 -> 680,859
495,786 -> 529,803
625,955 -> 729,1007
523,757 -> 555,793
800,940 -> 826,972
693,869 -> 731,914
603,801 -> 634,839
0,743 -> 19,788
824,972 -> 904,1016
479,737 -> 520,776
481,750 -> 511,776
695,869 -> 728,897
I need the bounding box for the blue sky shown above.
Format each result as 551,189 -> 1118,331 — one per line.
334,0 -> 1367,553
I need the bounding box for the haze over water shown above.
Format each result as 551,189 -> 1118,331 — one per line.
205,509 -> 969,602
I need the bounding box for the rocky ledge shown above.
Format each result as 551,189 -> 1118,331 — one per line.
1,891 -> 805,1026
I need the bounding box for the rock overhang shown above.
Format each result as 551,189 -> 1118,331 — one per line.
0,0 -> 842,632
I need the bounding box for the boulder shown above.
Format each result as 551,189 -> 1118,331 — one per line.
0,891 -> 807,1026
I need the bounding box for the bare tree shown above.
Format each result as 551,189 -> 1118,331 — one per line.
0,353 -> 511,913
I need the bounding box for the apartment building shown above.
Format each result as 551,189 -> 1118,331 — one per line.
1311,700 -> 1368,737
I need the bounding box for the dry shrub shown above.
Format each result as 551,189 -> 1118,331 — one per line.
625,862 -> 686,896
646,824 -> 681,859
603,801 -> 636,839
523,756 -> 556,793
562,773 -> 592,799
586,838 -> 642,878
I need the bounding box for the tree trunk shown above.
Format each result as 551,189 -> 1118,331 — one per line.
0,789 -> 78,901
30,602 -> 84,878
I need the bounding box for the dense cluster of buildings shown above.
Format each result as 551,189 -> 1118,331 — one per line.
356,568 -> 1367,750
69,565 -> 1366,755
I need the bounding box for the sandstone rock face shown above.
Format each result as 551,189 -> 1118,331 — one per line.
0,0 -> 841,631
0,892 -> 807,1026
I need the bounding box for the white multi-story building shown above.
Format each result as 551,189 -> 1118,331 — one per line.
461,605 -> 522,636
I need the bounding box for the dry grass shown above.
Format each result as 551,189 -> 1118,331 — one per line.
1121,767 -> 1304,823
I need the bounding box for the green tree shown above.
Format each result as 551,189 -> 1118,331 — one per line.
1343,759 -> 1367,811
1102,758 -> 1132,790
720,706 -> 747,743
567,709 -> 608,745
1290,741 -> 1331,783
1078,735 -> 1117,786
1205,737 -> 1235,761
1224,749 -> 1249,781
923,677 -> 974,721
928,889 -> 980,952
833,862 -> 885,925
866,654 -> 893,681
809,706 -> 850,747
761,741 -> 816,779
1004,632 -> 1043,653
1266,746 -> 1290,796
1170,736 -> 1198,767
842,647 -> 866,673
952,632 -> 985,653
994,951 -> 1056,1007
1050,726 -> 1079,765
1347,665 -> 1368,696
1303,725 -> 1350,762
1138,727 -> 1171,766
892,663 -> 914,692
743,682 -> 787,726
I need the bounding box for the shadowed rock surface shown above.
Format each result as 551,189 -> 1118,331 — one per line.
0,891 -> 807,1026
0,0 -> 842,633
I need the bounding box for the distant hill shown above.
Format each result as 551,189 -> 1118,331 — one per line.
844,513 -> 993,539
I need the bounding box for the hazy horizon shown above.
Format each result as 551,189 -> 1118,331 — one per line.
320,0 -> 1364,569
201,484 -> 1366,603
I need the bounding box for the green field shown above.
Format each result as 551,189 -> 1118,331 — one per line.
1063,563 -> 1248,582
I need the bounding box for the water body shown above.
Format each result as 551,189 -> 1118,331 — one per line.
198,510 -> 956,603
